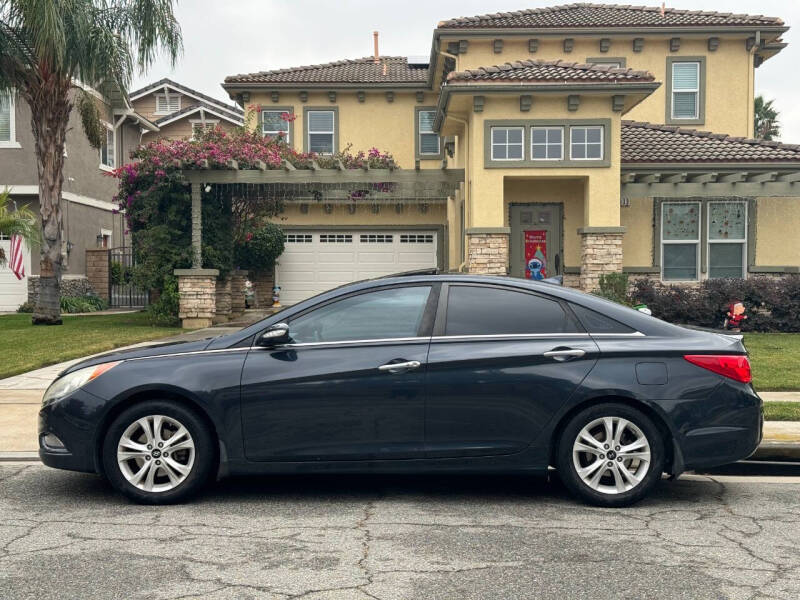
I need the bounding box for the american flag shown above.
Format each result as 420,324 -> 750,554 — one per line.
9,234 -> 25,280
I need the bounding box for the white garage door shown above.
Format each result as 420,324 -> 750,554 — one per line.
275,230 -> 438,305
0,236 -> 31,312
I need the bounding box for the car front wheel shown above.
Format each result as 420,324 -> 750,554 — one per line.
102,401 -> 215,504
556,403 -> 665,507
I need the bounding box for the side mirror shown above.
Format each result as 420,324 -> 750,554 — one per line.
257,323 -> 290,347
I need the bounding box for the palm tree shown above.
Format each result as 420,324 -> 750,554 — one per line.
0,188 -> 38,267
754,95 -> 781,141
0,1 -> 182,324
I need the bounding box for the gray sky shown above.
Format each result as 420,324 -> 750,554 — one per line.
132,0 -> 800,140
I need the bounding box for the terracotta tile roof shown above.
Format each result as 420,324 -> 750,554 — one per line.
446,59 -> 655,84
224,57 -> 429,86
439,3 -> 783,29
621,121 -> 800,163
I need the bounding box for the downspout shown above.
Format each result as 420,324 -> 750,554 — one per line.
448,114 -> 469,272
749,31 -> 761,138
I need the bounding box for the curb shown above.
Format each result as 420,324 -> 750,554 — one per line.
0,452 -> 39,462
750,441 -> 800,462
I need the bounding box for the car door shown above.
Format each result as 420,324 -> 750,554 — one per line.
240,284 -> 437,462
424,283 -> 599,458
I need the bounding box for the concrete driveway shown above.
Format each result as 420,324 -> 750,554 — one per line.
1,465 -> 799,599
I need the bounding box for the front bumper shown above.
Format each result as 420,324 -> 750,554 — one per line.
38,388 -> 107,474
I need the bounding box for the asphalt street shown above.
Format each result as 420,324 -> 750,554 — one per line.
1,464 -> 799,600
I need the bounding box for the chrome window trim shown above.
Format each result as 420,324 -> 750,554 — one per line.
251,336 -> 431,350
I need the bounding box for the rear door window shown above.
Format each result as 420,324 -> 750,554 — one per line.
444,285 -> 580,335
570,304 -> 636,334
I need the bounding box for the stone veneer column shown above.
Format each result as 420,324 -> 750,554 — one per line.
174,268 -> 219,329
466,229 -> 510,275
213,274 -> 232,324
578,227 -> 625,292
85,249 -> 110,302
251,268 -> 275,308
230,270 -> 248,318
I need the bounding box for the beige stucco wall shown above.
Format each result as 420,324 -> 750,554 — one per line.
142,117 -> 238,142
754,197 -> 800,266
461,94 -> 621,230
620,197 -> 654,267
446,34 -> 754,137
245,91 -> 441,170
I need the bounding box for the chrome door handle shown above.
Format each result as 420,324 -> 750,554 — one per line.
378,360 -> 422,372
543,349 -> 586,361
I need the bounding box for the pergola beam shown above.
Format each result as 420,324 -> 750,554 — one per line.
778,171 -> 800,183
661,172 -> 688,183
688,172 -> 718,183
747,171 -> 778,183
621,180 -> 800,198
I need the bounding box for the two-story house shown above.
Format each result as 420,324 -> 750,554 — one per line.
0,84 -> 156,311
221,3 -> 800,304
129,79 -> 243,141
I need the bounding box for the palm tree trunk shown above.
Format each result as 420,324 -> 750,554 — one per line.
26,76 -> 71,325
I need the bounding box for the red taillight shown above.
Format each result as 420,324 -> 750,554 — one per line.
683,354 -> 752,383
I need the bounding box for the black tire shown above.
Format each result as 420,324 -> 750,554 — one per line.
102,400 -> 215,504
555,402 -> 665,507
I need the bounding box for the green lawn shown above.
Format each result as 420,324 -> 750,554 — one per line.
744,333 -> 800,392
762,402 -> 800,422
0,312 -> 184,380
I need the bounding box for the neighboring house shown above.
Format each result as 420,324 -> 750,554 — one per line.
130,79 -> 243,140
221,3 -> 800,303
0,84 -> 157,311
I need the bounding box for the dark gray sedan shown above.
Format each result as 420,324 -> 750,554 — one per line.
38,274 -> 761,506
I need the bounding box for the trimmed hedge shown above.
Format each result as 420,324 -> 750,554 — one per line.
631,276 -> 800,332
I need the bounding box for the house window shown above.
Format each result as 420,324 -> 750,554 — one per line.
262,110 -> 290,142
155,93 -> 181,114
191,120 -> 218,140
99,124 -> 115,169
570,126 -> 603,160
671,61 -> 700,120
418,110 -> 440,156
531,127 -> 563,160
661,202 -> 700,281
307,110 -> 335,154
490,127 -> 524,161
708,201 -> 747,279
0,90 -> 17,147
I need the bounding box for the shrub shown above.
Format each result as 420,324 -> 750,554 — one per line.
234,223 -> 285,274
17,301 -> 33,313
595,273 -> 629,305
630,276 -> 800,332
59,295 -> 108,314
147,275 -> 180,326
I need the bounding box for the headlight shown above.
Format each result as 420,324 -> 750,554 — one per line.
42,361 -> 120,406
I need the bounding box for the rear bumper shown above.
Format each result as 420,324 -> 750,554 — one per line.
674,384 -> 763,471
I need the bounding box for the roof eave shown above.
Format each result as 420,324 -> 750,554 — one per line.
221,81 -> 430,90
433,24 -> 789,37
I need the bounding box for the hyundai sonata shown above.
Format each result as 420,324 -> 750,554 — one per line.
39,274 -> 761,506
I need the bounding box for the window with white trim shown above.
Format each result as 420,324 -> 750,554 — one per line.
319,234 -> 352,243
0,90 -> 16,146
155,93 -> 181,114
400,234 -> 434,243
360,234 -> 393,243
99,124 -> 115,169
671,62 -> 700,120
490,127 -> 524,161
418,110 -> 439,155
531,127 -> 563,160
569,126 -> 603,160
661,202 -> 700,281
191,120 -> 218,140
285,233 -> 313,243
262,110 -> 290,141
307,110 -> 335,154
708,201 -> 747,279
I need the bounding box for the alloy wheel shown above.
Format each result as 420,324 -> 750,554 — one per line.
571,416 -> 652,495
116,415 -> 195,493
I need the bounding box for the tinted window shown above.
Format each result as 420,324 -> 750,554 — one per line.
290,286 -> 431,343
570,304 -> 635,334
445,286 -> 577,335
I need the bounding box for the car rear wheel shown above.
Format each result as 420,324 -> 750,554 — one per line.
556,403 -> 665,507
102,401 -> 214,504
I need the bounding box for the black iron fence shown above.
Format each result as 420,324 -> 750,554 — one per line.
109,247 -> 149,308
